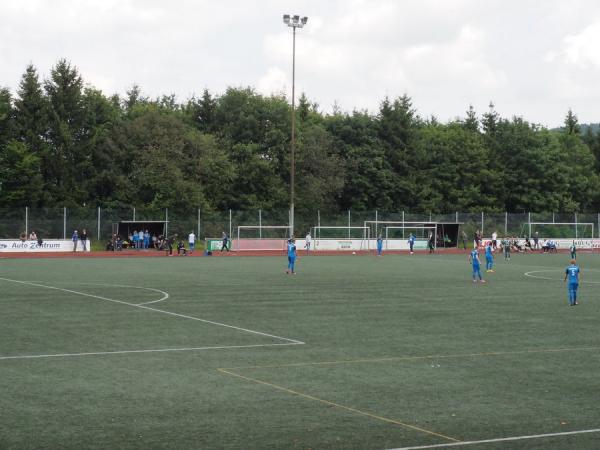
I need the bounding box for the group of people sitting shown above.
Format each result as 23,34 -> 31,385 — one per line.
486,236 -> 557,253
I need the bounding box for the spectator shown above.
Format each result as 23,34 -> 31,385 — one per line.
132,230 -> 139,249
80,228 -> 88,252
144,230 -> 150,249
177,240 -> 188,256
533,231 -> 540,250
138,230 -> 144,249
188,231 -> 196,254
29,230 -> 37,240
221,232 -> 230,252
72,230 -> 78,252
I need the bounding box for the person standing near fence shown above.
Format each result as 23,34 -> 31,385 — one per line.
138,230 -> 144,250
461,230 -> 468,250
377,234 -> 383,256
144,230 -> 150,249
570,241 -> 577,260
408,233 -> 416,254
305,231 -> 311,254
188,231 -> 196,254
221,232 -> 230,252
428,232 -> 435,253
72,230 -> 78,252
533,231 -> 539,250
80,229 -> 88,252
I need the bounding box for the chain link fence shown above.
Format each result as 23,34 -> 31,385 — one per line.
3,207 -> 599,243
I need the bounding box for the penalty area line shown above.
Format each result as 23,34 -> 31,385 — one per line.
0,342 -> 303,361
0,277 -> 305,345
390,428 -> 600,449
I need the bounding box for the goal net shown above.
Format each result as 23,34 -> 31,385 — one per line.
385,225 -> 438,250
528,222 -> 596,251
311,226 -> 370,251
364,221 -> 439,250
528,222 -> 594,240
235,225 -> 291,251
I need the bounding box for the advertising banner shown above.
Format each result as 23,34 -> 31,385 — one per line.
0,239 -> 91,253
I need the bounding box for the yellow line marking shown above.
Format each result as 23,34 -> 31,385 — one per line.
217,368 -> 460,443
221,345 -> 600,370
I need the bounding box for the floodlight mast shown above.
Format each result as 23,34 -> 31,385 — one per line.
282,14 -> 308,238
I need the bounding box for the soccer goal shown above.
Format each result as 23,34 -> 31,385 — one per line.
384,225 -> 438,250
364,221 -> 438,251
528,222 -> 596,251
235,225 -> 291,251
311,226 -> 370,251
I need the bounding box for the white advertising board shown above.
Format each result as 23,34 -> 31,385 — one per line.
310,239 -> 428,251
0,239 -> 91,253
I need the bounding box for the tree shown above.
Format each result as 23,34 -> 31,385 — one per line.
0,140 -> 44,207
563,109 -> 580,135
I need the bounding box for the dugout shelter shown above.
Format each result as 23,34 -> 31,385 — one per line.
114,220 -> 168,239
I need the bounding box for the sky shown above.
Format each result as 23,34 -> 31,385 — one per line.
2,0 -> 600,127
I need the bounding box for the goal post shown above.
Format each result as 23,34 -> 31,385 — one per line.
364,220 -> 439,250
310,226 -> 370,251
528,222 -> 594,240
384,225 -> 438,250
235,225 -> 291,251
527,222 -> 596,251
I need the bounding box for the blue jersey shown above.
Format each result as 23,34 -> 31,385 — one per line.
485,246 -> 493,258
566,265 -> 580,284
408,235 -> 415,244
470,250 -> 480,267
287,242 -> 296,258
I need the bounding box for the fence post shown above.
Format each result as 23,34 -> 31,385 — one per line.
317,210 -> 321,239
197,207 -> 201,239
528,212 -> 531,238
97,206 -> 101,241
25,206 -> 28,236
375,210 -> 378,240
63,207 -> 67,239
505,211 -> 508,235
348,210 -> 351,238
481,211 -> 484,236
133,207 -> 136,222
402,211 -> 405,238
165,208 -> 168,237
455,211 -> 458,223
575,212 -> 578,239
229,209 -> 232,240
259,209 -> 262,238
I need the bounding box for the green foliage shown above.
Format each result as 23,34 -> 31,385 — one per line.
2,59 -> 600,213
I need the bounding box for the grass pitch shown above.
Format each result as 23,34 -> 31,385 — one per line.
1,252 -> 600,449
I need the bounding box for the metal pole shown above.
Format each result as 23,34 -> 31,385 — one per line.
456,211 -> 458,223
289,26 -> 297,239
528,212 -> 531,238
63,207 -> 66,239
197,208 -> 201,239
259,209 -> 262,238
97,206 -> 101,240
481,211 -> 484,236
229,209 -> 232,241
133,207 -> 136,222
505,211 -> 508,235
402,211 -> 405,238
165,208 -> 168,237
575,212 -> 578,239
25,206 -> 28,236
375,210 -> 378,242
317,210 -> 320,240
348,210 -> 351,238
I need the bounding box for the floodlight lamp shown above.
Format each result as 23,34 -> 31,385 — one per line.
301,16 -> 308,25
292,15 -> 300,24
283,14 -> 290,24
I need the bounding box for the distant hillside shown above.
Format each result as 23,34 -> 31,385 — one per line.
551,123 -> 600,135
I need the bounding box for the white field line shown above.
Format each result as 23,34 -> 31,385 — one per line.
0,342 -> 302,361
391,428 -> 600,449
0,277 -> 305,345
524,270 -> 600,284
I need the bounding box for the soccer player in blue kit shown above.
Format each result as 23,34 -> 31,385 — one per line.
469,248 -> 486,283
286,238 -> 297,274
408,233 -> 416,254
564,259 -> 580,306
485,242 -> 494,272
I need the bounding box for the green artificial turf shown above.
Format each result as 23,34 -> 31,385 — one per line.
1,252 -> 600,449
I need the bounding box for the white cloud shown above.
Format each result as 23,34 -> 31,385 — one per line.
562,21 -> 600,68
2,0 -> 600,125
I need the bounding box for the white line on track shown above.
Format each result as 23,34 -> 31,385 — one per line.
0,277 -> 305,345
390,428 -> 600,449
524,270 -> 600,284
0,342 -> 303,360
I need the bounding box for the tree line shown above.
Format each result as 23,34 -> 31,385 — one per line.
1,59 -> 600,214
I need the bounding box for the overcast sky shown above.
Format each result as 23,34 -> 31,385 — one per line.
2,0 -> 600,127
